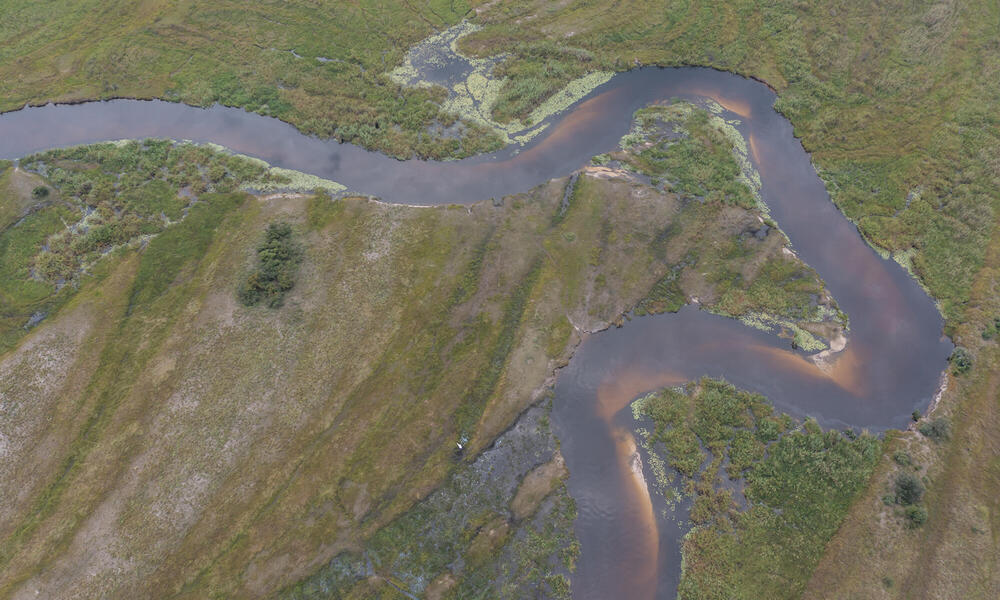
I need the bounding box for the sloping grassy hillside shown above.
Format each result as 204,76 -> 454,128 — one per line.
0,103 -> 838,598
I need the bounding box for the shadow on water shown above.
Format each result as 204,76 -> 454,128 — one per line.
0,67 -> 952,599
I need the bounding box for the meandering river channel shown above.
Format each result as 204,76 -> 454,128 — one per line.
0,67 -> 951,598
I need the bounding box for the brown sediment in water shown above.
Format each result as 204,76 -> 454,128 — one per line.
595,368 -> 682,600
750,343 -> 867,397
748,133 -> 763,169
688,87 -> 753,118
596,369 -> 687,420
610,425 -> 659,600
510,86 -> 623,166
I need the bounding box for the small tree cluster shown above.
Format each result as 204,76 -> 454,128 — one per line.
918,417 -> 950,442
893,472 -> 928,528
894,472 -> 924,505
238,222 -> 303,308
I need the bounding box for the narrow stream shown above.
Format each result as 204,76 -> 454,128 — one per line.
0,68 -> 951,598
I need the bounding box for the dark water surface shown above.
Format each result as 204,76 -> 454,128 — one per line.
0,68 -> 951,599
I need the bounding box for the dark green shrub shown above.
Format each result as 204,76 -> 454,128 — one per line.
892,451 -> 912,467
982,318 -> 1000,340
31,186 -> 49,199
918,417 -> 950,442
912,410 -> 921,422
238,222 -> 303,308
894,472 -> 924,506
904,504 -> 928,528
949,347 -> 972,374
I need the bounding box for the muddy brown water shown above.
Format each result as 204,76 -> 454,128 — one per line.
0,68 -> 951,598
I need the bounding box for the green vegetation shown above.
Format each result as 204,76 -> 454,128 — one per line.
633,379 -> 881,599
0,0 -> 503,160
918,417 -> 951,443
0,98 -> 849,596
127,193 -> 246,311
614,103 -> 843,346
981,317 -> 1000,340
0,1 -> 998,596
894,472 -> 924,506
618,104 -> 758,210
0,114 -> 838,596
1,1 -> 996,326
20,139 -> 299,285
238,222 -> 303,308
948,347 -> 972,375
283,404 -> 576,599
0,140 -> 318,354
468,0 -> 1000,330
890,471 -> 930,529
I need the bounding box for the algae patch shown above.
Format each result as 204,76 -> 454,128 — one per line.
389,21 -> 612,147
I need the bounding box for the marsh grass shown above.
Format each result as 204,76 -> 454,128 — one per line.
634,379 -> 881,599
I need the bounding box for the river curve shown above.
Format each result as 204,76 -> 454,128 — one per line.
0,67 -> 952,599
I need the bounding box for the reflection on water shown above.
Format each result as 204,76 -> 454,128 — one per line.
0,67 -> 951,598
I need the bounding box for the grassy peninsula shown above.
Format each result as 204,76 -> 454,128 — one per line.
633,379 -> 880,599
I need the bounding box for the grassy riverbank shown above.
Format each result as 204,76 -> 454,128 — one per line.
2,2 -> 995,326
460,4 -> 1000,595
3,3 -> 998,591
0,0 -> 502,159
3,1 -> 996,322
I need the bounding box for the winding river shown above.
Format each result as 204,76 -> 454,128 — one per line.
0,67 -> 951,598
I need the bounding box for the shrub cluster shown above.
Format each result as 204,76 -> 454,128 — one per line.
949,347 -> 972,375
893,472 -> 929,528
982,317 -> 1000,340
238,222 -> 303,308
918,417 -> 950,442
22,140 -> 289,283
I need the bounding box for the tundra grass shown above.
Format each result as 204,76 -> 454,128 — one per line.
805,221 -> 1000,599
0,0 -> 500,160
0,139 -> 322,353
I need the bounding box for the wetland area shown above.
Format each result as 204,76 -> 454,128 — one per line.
0,68 -> 951,598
